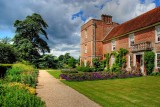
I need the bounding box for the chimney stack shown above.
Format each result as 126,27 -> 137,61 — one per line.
101,14 -> 112,24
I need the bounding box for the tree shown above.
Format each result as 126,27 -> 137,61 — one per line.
0,43 -> 17,63
68,57 -> 77,68
0,37 -> 11,44
38,54 -> 58,69
58,55 -> 64,61
64,53 -> 71,64
13,13 -> 50,64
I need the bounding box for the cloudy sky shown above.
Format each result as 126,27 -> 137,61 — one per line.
0,0 -> 160,58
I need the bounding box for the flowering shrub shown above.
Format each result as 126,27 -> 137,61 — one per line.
8,82 -> 36,95
60,72 -> 142,81
0,83 -> 45,107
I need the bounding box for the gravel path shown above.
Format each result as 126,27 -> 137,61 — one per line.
36,70 -> 101,107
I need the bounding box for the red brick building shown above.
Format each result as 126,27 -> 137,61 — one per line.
80,7 -> 160,74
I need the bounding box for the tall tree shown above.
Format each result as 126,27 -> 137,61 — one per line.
13,13 -> 50,64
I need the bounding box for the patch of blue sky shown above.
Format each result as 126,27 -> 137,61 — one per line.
154,0 -> 160,6
140,0 -> 160,7
140,0 -> 145,4
95,4 -> 105,10
72,10 -> 87,22
0,30 -> 14,39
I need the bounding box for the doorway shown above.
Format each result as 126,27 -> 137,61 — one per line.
136,54 -> 144,74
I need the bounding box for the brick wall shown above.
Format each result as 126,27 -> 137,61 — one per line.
102,27 -> 157,70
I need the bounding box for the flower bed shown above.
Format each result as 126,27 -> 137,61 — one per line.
0,63 -> 45,107
0,82 -> 45,107
60,72 -> 142,81
6,63 -> 38,87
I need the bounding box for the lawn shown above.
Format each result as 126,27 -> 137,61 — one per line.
47,70 -> 61,79
61,76 -> 160,107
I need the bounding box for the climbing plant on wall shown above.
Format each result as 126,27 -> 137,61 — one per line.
105,53 -> 111,72
111,48 -> 128,72
144,51 -> 155,75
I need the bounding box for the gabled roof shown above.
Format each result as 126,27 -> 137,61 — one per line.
104,6 -> 160,41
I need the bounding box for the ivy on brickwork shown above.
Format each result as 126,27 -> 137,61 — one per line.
110,48 -> 128,72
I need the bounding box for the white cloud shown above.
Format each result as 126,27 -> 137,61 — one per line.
0,0 -> 157,58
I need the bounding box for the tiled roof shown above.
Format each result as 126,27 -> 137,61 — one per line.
104,6 -> 160,41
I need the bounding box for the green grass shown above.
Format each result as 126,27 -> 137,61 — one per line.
61,76 -> 160,107
47,70 -> 61,79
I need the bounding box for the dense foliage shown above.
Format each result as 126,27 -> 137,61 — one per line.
6,63 -> 38,87
0,63 -> 45,107
76,66 -> 93,72
0,83 -> 45,107
0,43 -> 17,64
38,54 -> 58,69
111,48 -> 128,72
0,64 -> 12,78
144,51 -> 155,75
105,53 -> 111,71
13,13 -> 50,65
68,57 -> 77,68
58,53 -> 77,69
92,58 -> 106,71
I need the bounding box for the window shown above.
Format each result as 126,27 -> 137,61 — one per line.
128,55 -> 133,68
129,34 -> 134,47
156,26 -> 160,42
85,29 -> 87,38
128,55 -> 131,68
84,45 -> 87,53
156,53 -> 160,68
112,40 -> 116,51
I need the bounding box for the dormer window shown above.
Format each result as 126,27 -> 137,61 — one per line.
85,29 -> 87,38
129,34 -> 134,47
112,40 -> 116,51
156,26 -> 160,43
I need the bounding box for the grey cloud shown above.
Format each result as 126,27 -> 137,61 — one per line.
0,0 -> 156,58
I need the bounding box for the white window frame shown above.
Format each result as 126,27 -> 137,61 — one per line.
84,45 -> 87,53
155,25 -> 160,43
112,40 -> 116,51
85,29 -> 87,38
129,33 -> 134,48
156,53 -> 160,68
128,55 -> 131,68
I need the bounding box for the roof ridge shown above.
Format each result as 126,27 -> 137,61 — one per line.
103,6 -> 160,41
